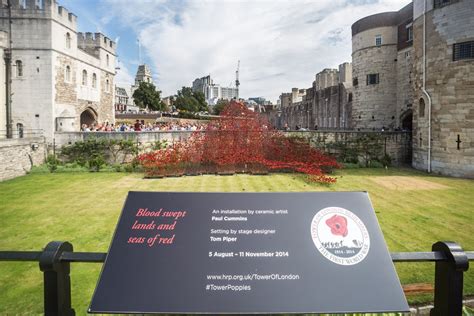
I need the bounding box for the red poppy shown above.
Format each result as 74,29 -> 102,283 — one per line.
325,215 -> 348,237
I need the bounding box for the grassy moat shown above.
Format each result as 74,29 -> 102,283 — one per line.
0,168 -> 473,314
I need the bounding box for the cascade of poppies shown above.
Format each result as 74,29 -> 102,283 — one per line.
137,100 -> 340,183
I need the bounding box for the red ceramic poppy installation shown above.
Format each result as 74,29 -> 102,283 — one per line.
137,101 -> 340,183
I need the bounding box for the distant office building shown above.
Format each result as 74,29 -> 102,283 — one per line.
192,75 -> 239,105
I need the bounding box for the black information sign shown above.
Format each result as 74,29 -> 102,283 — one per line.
89,192 -> 409,314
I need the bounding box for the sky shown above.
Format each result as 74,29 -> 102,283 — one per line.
60,0 -> 411,103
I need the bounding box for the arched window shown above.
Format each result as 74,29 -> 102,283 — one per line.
92,73 -> 97,88
65,65 -> 71,82
106,54 -> 109,66
82,70 -> 87,86
66,32 -> 71,49
15,60 -> 23,77
419,98 -> 425,118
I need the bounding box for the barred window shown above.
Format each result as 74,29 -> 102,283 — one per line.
375,35 -> 382,46
453,41 -> 474,61
366,73 -> 379,85
15,60 -> 23,77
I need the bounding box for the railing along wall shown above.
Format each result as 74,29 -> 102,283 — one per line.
0,241 -> 472,315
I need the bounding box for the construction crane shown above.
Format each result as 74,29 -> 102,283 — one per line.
235,60 -> 240,89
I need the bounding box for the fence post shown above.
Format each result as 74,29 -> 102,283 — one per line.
39,241 -> 75,316
430,241 -> 469,316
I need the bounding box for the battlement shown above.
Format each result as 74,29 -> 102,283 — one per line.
77,32 -> 116,56
1,0 -> 78,29
54,2 -> 77,27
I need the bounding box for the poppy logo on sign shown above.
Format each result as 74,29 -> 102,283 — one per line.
310,207 -> 370,266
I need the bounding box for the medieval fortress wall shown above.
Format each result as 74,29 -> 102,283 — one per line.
411,0 -> 474,177
0,0 -> 116,142
277,0 -> 473,178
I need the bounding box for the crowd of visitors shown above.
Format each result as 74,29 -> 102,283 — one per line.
81,120 -> 207,132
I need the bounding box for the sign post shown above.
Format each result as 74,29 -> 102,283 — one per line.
89,192 -> 409,314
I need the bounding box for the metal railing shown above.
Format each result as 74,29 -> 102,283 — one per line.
0,240 -> 472,316
0,129 -> 44,139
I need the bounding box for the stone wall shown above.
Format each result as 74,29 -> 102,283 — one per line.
412,0 -> 474,178
54,131 -> 195,148
283,131 -> 412,166
0,137 -> 46,181
54,130 -> 411,166
396,46 -> 414,129
272,84 -> 352,131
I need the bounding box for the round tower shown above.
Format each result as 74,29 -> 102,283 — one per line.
351,12 -> 399,130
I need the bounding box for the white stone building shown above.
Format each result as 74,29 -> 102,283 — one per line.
0,0 -> 116,142
0,30 -> 7,137
192,75 -> 238,105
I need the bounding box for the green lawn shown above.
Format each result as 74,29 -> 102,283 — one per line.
0,168 -> 473,314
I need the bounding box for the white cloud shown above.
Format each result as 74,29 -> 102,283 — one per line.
115,59 -> 135,87
105,0 -> 411,102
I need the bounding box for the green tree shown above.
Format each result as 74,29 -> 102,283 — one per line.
213,99 -> 230,115
132,82 -> 165,111
174,87 -> 209,113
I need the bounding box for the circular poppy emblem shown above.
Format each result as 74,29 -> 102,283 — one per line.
310,207 -> 370,265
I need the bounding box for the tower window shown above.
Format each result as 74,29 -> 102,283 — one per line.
66,32 -> 71,49
106,78 -> 110,92
375,35 -> 382,46
92,73 -> 97,88
106,54 -> 109,67
15,60 -> 23,77
406,24 -> 413,42
82,70 -> 88,86
453,41 -> 474,61
366,73 -> 379,85
419,98 -> 425,118
352,77 -> 358,86
65,65 -> 71,82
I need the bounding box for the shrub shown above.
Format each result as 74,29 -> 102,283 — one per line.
60,138 -> 139,169
46,154 -> 61,173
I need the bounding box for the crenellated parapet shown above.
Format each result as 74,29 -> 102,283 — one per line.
77,32 -> 116,57
0,0 -> 77,29
53,2 -> 77,29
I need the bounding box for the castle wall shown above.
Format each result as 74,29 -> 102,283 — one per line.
352,25 -> 398,130
11,49 -> 54,138
0,136 -> 46,181
276,84 -> 351,130
396,46 -> 414,128
412,0 -> 474,178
